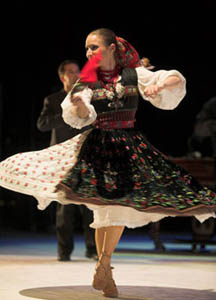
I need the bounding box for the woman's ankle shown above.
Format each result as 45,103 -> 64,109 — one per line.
100,252 -> 111,266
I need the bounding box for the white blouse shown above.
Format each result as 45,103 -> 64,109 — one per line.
136,67 -> 186,109
61,67 -> 186,129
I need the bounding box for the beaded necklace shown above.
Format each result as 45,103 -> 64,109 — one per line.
97,66 -> 125,109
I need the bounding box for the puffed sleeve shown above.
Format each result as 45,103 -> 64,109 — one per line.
61,87 -> 97,129
136,66 -> 186,110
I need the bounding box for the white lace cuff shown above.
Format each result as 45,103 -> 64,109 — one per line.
61,87 -> 97,129
136,67 -> 186,110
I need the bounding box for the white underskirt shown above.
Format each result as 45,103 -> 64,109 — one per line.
86,205 -> 215,229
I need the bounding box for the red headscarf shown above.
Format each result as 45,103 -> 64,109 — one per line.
116,37 -> 140,68
79,36 -> 140,83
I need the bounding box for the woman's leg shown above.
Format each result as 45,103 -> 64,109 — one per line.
95,227 -> 106,258
99,226 -> 125,265
93,225 -> 124,295
95,225 -> 125,261
99,226 -> 125,297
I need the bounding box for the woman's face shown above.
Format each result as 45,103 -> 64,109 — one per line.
85,33 -> 116,69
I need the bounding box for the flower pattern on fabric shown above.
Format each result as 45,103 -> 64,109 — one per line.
0,131 -> 92,209
60,129 -> 216,212
116,37 -> 141,68
92,86 -> 138,101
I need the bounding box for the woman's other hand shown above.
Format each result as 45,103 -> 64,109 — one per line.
71,95 -> 90,119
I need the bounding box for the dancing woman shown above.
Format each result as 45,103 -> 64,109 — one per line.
0,28 -> 216,298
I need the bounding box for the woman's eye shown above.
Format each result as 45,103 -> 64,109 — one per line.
88,45 -> 99,51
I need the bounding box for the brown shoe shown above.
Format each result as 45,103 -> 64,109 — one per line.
92,263 -> 107,290
92,252 -> 111,291
103,267 -> 118,298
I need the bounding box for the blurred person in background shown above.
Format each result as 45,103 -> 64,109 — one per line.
37,60 -> 97,261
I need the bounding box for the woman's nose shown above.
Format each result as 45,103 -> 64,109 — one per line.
86,48 -> 92,59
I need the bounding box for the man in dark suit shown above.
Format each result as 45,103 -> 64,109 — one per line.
37,60 -> 97,261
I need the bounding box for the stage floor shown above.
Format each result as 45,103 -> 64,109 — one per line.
0,230 -> 216,300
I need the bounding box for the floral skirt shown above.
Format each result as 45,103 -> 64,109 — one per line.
0,128 -> 215,228
56,128 -> 216,219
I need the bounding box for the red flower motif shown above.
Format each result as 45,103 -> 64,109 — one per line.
187,199 -> 193,205
132,154 -> 137,160
141,201 -> 147,208
141,143 -> 147,148
91,178 -> 97,185
105,183 -> 111,189
210,191 -> 216,197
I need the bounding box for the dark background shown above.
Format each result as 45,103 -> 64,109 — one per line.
0,1 -> 215,232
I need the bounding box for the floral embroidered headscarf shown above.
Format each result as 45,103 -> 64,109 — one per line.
116,36 -> 141,68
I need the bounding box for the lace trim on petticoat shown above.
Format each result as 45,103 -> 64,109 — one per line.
90,212 -> 215,229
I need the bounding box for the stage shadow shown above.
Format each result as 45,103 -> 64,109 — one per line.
20,285 -> 216,300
